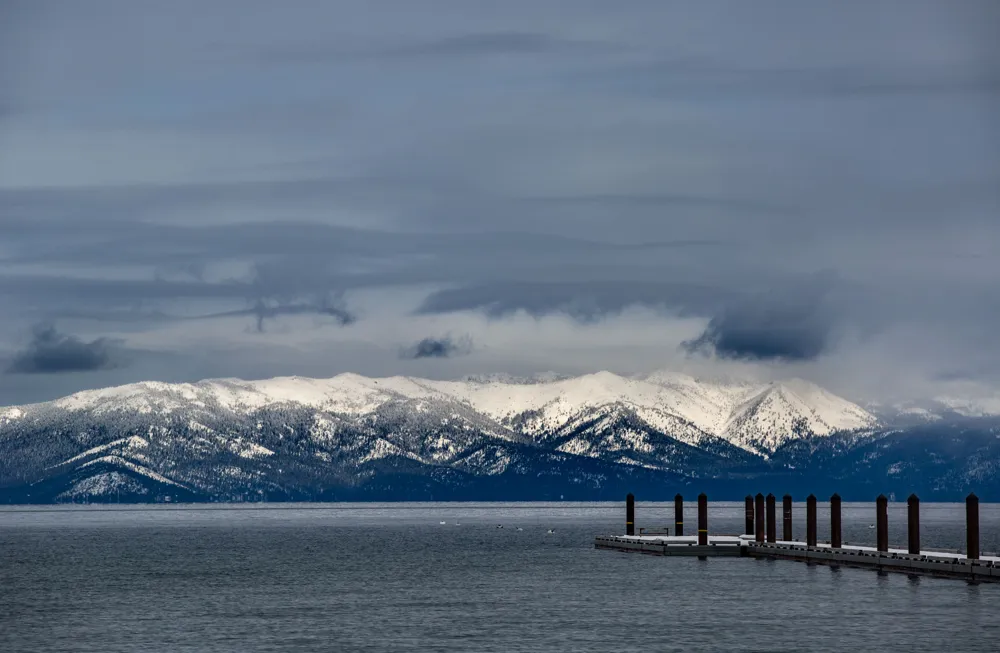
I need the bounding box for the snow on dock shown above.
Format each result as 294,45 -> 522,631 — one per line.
595,534 -> 747,557
595,535 -> 1000,582
750,539 -> 1000,581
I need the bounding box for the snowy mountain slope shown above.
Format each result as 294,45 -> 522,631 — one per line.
721,379 -> 878,454
0,369 -> 884,502
47,373 -> 447,418
424,371 -> 721,438
640,370 -> 761,433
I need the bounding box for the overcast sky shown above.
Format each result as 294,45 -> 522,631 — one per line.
1,0 -> 998,405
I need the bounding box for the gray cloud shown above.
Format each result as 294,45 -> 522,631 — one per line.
0,213 -> 745,323
418,281 -> 736,321
578,60 -> 1000,100
257,31 -> 601,64
400,335 -> 473,360
518,192 -> 798,216
6,324 -> 125,374
383,31 -> 600,58
248,296 -> 356,333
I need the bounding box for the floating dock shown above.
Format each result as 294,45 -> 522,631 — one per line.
595,535 -> 746,557
595,535 -> 1000,582
597,492 -> 1000,583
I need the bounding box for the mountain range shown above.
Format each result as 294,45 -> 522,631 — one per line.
2,370 -> 999,503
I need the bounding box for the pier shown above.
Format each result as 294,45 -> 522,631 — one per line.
596,493 -> 1000,583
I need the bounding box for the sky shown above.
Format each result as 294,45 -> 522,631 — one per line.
1,0 -> 998,406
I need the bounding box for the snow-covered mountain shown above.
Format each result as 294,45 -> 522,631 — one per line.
0,369 -> 890,503
5,370 -> 875,453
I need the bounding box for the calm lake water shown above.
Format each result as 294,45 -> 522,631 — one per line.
2,502 -> 998,652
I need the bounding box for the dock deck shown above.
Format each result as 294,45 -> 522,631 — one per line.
595,534 -> 746,556
595,534 -> 1000,582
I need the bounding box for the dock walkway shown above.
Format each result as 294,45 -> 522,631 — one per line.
595,534 -> 1000,582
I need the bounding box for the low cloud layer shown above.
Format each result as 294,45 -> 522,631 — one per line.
6,325 -> 124,374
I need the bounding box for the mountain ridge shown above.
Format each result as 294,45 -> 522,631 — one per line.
0,369 -> 877,454
3,370 -> 998,503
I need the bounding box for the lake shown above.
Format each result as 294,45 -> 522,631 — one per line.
2,502 -> 998,652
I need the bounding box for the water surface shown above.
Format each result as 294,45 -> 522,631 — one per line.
2,502 -> 998,652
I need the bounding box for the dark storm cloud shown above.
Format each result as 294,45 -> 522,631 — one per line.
683,309 -> 828,362
399,335 -> 473,360
681,274 -> 851,362
6,324 -> 125,374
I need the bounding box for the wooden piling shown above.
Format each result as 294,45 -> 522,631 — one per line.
782,494 -> 793,542
755,493 -> 765,543
697,493 -> 708,545
876,494 -> 889,552
907,494 -> 920,555
744,495 -> 754,536
967,493 -> 980,560
674,494 -> 684,537
766,493 -> 777,543
626,493 -> 635,536
806,494 -> 817,547
830,493 -> 842,548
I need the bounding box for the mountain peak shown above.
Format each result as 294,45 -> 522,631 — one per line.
721,378 -> 877,454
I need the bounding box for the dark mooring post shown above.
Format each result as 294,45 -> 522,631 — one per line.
766,493 -> 777,543
876,494 -> 889,552
626,493 -> 635,536
697,493 -> 708,545
806,494 -> 817,547
907,494 -> 920,555
744,495 -> 754,536
830,493 -> 842,548
755,493 -> 765,543
674,494 -> 684,537
782,494 -> 793,542
967,493 -> 980,560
